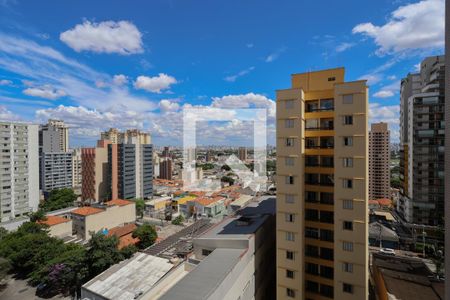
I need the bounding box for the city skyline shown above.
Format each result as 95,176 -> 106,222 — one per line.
0,0 -> 445,146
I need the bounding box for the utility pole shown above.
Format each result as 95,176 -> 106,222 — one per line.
378,223 -> 382,249
422,225 -> 426,257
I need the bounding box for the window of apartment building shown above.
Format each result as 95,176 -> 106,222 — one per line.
343,283 -> 354,294
305,191 -> 318,203
320,266 -> 334,279
343,179 -> 353,188
287,288 -> 295,298
320,192 -> 334,205
320,229 -> 334,242
286,251 -> 294,260
343,221 -> 353,231
286,231 -> 295,241
305,227 -> 319,239
320,247 -> 334,260
320,210 -> 334,224
285,157 -> 295,166
286,138 -> 294,147
343,115 -> 353,125
285,100 -> 294,109
285,194 -> 295,203
285,119 -> 295,128
305,244 -> 319,257
343,262 -> 353,273
343,158 -> 353,167
286,176 -> 294,185
343,199 -> 353,210
305,209 -> 319,221
343,94 -> 353,104
305,262 -> 319,275
343,136 -> 353,146
286,269 -> 295,279
320,284 -> 334,298
343,241 -> 354,252
285,213 -> 295,223
305,280 -> 319,293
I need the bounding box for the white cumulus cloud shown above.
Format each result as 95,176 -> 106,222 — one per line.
352,0 -> 444,54
0,79 -> 12,86
373,80 -> 400,99
0,106 -> 20,121
23,84 -> 66,100
113,74 -> 128,86
373,90 -> 394,98
159,99 -> 180,112
60,20 -> 143,55
134,73 -> 177,93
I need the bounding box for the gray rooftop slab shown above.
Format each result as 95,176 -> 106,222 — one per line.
82,252 -> 173,300
158,248 -> 244,300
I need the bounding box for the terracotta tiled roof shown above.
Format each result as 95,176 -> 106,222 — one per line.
194,197 -> 222,206
107,223 -> 137,238
38,215 -> 71,226
117,233 -> 140,250
105,199 -> 134,207
71,206 -> 104,216
376,198 -> 392,206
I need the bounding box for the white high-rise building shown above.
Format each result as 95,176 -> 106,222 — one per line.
0,122 -> 39,222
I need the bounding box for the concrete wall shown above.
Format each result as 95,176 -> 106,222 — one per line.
48,220 -> 72,238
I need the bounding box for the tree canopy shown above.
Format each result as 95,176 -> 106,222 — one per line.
132,224 -> 157,249
0,221 -> 134,297
133,199 -> 145,218
40,188 -> 77,212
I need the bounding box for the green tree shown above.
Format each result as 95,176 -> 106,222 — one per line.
119,245 -> 138,259
0,257 -> 11,283
133,199 -> 145,218
171,215 -> 184,226
221,165 -> 231,171
85,233 -> 122,277
29,209 -> 47,222
221,175 -> 234,185
390,177 -> 401,189
30,243 -> 88,296
132,224 -> 157,249
40,188 -> 76,212
0,227 -> 8,241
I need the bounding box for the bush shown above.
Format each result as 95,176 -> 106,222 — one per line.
171,215 -> 184,226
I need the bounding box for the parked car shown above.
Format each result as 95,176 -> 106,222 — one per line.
379,248 -> 396,256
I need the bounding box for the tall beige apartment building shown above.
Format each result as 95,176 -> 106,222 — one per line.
369,123 -> 390,200
101,128 -> 151,145
276,68 -> 368,300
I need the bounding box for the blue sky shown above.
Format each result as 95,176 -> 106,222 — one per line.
0,0 -> 445,146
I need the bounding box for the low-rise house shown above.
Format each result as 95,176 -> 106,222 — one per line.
145,196 -> 172,214
71,199 -> 136,240
179,197 -> 226,218
229,194 -> 253,212
39,215 -> 72,238
107,223 -> 139,250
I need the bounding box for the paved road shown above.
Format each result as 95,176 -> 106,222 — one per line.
0,276 -> 70,300
144,219 -> 213,256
